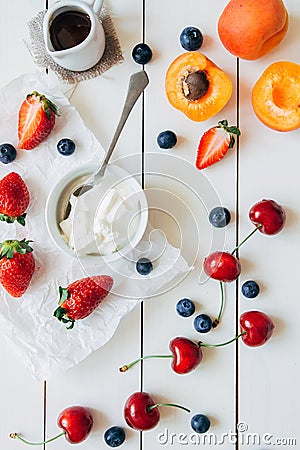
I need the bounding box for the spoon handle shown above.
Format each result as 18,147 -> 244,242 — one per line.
93,70 -> 149,183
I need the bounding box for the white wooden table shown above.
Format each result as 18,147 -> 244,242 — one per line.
0,0 -> 299,449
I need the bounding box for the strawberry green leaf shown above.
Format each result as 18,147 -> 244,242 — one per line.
229,135 -> 236,149
0,213 -> 27,226
0,241 -> 14,259
16,214 -> 27,227
54,305 -> 65,319
218,119 -> 228,128
0,213 -> 16,224
58,286 -> 69,304
227,126 -> 241,136
27,91 -> 61,118
66,321 -> 75,330
47,98 -> 61,117
18,239 -> 33,253
217,120 -> 241,137
42,97 -> 60,118
53,305 -> 75,329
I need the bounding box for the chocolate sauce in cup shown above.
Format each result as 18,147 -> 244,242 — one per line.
49,10 -> 91,51
43,0 -> 105,72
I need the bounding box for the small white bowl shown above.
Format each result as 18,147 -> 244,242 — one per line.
45,164 -> 148,262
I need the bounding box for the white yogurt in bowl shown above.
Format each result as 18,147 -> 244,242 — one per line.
45,164 -> 148,262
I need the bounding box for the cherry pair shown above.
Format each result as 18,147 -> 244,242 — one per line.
120,311 -> 275,376
204,199 -> 286,283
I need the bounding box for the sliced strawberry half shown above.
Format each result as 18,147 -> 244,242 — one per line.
196,120 -> 241,170
18,91 -> 60,150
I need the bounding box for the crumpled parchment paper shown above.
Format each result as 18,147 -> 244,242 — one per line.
0,71 -> 190,380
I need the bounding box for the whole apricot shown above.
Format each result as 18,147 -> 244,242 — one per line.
252,61 -> 300,132
218,0 -> 288,60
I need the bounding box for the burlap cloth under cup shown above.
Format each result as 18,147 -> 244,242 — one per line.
28,4 -> 124,83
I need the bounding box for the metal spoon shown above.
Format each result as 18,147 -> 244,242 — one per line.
62,70 -> 149,220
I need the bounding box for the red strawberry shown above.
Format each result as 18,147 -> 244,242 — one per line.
18,91 -> 60,150
196,120 -> 240,170
54,275 -> 114,329
0,172 -> 30,226
0,239 -> 35,298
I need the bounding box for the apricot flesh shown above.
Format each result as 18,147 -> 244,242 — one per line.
218,0 -> 288,60
252,61 -> 300,132
165,52 -> 232,122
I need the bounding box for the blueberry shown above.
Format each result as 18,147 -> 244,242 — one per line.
157,130 -> 177,149
104,426 -> 125,447
176,298 -> 195,318
193,314 -> 212,333
0,143 -> 17,164
241,280 -> 260,299
180,26 -> 203,51
191,414 -> 211,434
57,138 -> 76,156
132,43 -> 153,65
209,207 -> 231,228
136,257 -> 153,275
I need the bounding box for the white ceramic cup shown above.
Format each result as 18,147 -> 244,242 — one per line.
43,0 -> 105,71
45,164 -> 149,263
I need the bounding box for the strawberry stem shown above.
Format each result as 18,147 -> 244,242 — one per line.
119,354 -> 173,372
231,224 -> 262,255
147,403 -> 190,413
199,331 -> 246,348
212,282 -> 225,328
9,431 -> 66,445
0,239 -> 33,259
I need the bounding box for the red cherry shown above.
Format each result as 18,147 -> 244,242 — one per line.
249,199 -> 286,235
123,392 -> 190,432
57,406 -> 93,443
203,251 -> 241,282
170,337 -> 203,374
10,406 -> 93,446
240,311 -> 275,347
124,392 -> 160,431
120,337 -> 202,375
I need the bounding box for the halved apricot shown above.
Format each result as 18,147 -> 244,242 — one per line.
165,52 -> 232,122
252,61 -> 300,132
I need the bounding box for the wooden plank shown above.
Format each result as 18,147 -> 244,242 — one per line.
45,1 -> 143,449
143,1 -> 238,448
239,0 -> 299,448
0,1 -> 45,449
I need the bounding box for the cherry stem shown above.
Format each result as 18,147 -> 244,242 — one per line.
231,224 -> 262,255
199,331 -> 246,348
9,432 -> 66,446
147,403 -> 191,413
212,282 -> 225,328
119,354 -> 173,372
